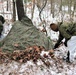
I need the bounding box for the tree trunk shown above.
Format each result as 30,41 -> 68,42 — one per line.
68,0 -> 72,20
60,0 -> 63,22
39,0 -> 47,21
31,0 -> 35,20
73,0 -> 76,13
13,0 -> 16,21
59,0 -> 62,11
7,0 -> 8,11
50,0 -> 54,18
71,0 -> 76,20
16,0 -> 25,21
24,0 -> 27,15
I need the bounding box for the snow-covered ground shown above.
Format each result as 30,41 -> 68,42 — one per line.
0,2 -> 76,75
0,45 -> 76,75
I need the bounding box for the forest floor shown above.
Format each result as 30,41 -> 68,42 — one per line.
0,45 -> 76,75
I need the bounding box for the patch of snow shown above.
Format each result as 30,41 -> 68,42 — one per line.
40,51 -> 49,57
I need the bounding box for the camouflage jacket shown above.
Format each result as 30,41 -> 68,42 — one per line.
0,21 -> 3,36
58,22 -> 76,40
54,22 -> 76,48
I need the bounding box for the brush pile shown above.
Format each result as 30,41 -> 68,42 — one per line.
0,46 -> 54,65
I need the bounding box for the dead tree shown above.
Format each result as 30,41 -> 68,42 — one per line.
36,0 -> 47,21
36,0 -> 47,35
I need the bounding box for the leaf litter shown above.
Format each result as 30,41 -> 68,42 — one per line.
0,45 -> 76,75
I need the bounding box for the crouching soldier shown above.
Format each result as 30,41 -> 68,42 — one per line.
50,22 -> 76,62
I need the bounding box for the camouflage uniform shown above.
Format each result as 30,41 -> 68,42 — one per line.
0,21 -> 3,37
54,22 -> 76,48
59,22 -> 76,40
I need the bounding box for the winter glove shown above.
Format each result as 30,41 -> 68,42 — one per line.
54,43 -> 60,49
54,33 -> 64,49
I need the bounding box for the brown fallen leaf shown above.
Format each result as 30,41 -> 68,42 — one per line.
43,54 -> 48,58
49,49 -> 54,56
19,59 -> 23,63
44,61 -> 50,67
